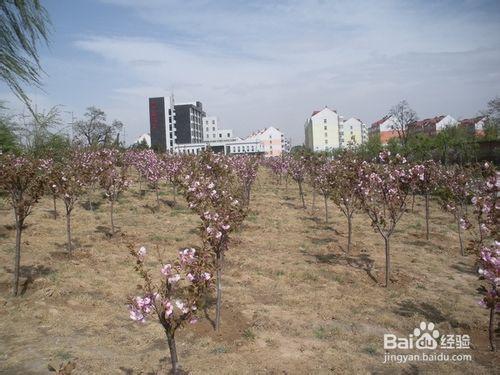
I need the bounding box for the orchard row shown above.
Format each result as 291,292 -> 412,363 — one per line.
0,149 -> 497,373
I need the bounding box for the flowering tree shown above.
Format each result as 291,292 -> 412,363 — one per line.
99,150 -> 131,235
408,160 -> 439,240
0,154 -> 47,295
181,151 -> 246,330
128,246 -> 212,374
470,163 -> 498,351
311,157 -> 332,222
162,153 -> 184,205
289,156 -> 307,208
328,153 -> 362,252
356,152 -> 411,287
232,155 -> 259,206
53,150 -> 92,253
437,165 -> 473,256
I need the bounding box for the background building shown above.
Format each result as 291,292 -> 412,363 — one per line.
246,126 -> 285,157
408,115 -> 458,137
203,116 -> 234,141
148,95 -> 176,152
172,101 -> 205,144
458,116 -> 487,136
304,107 -> 343,152
342,117 -> 368,145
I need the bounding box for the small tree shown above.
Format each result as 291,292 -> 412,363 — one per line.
289,156 -> 307,208
0,154 -> 47,295
470,163 -> 498,351
437,165 -> 472,256
54,150 -> 92,253
328,153 -> 362,253
128,245 -> 213,374
232,155 -> 259,207
73,107 -> 123,147
181,151 -> 246,331
408,160 -> 439,240
99,150 -> 131,235
357,152 -> 411,287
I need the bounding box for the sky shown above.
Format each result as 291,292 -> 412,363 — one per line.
1,0 -> 500,145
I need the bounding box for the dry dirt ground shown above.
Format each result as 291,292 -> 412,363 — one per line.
0,169 -> 498,374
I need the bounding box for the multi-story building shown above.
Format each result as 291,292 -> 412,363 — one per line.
149,96 -> 176,152
408,115 -> 458,137
172,101 -> 205,144
246,126 -> 286,157
458,116 -> 488,136
304,107 -> 343,152
369,115 -> 399,144
203,116 -> 234,141
226,138 -> 263,155
342,117 -> 368,145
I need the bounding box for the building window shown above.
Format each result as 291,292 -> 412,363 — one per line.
324,125 -> 327,130
227,133 -> 230,138
325,132 -> 328,137
325,139 -> 328,144
212,120 -> 215,124
207,134 -> 209,138
212,127 -> 215,131
219,134 -> 222,138
324,119 -> 327,124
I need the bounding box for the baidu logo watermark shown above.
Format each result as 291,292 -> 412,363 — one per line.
382,321 -> 472,364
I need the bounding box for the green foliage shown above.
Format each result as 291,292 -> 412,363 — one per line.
0,0 -> 51,109
0,110 -> 19,154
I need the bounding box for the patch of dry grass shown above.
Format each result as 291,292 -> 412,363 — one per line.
0,169 -> 496,374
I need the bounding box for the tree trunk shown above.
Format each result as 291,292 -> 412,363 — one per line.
347,214 -> 352,253
173,185 -> 177,204
66,210 -> 72,254
298,181 -> 306,209
53,195 -> 57,219
215,251 -> 223,331
156,185 -> 160,209
311,190 -> 316,213
425,193 -> 430,240
324,195 -> 328,223
384,236 -> 390,287
489,301 -> 496,351
166,332 -> 179,374
13,218 -> 23,296
411,193 -> 415,212
457,218 -> 464,256
110,199 -> 115,235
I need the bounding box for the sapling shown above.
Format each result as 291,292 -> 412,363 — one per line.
128,246 -> 213,374
99,150 -> 131,235
470,163 -> 499,351
328,152 -> 362,252
437,165 -> 473,256
0,154 -> 47,295
408,160 -> 439,240
356,152 -> 411,287
289,156 -> 307,208
54,150 -> 91,253
181,151 -> 247,331
231,155 -> 259,207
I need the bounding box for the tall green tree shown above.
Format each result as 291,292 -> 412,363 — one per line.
0,0 -> 51,109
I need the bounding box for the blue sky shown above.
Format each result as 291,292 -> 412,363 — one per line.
1,0 -> 500,144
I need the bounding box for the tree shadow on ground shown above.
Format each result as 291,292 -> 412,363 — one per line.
308,251 -> 378,284
95,225 -> 119,238
451,261 -> 477,275
393,300 -> 466,327
2,264 -> 55,295
80,200 -> 102,211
